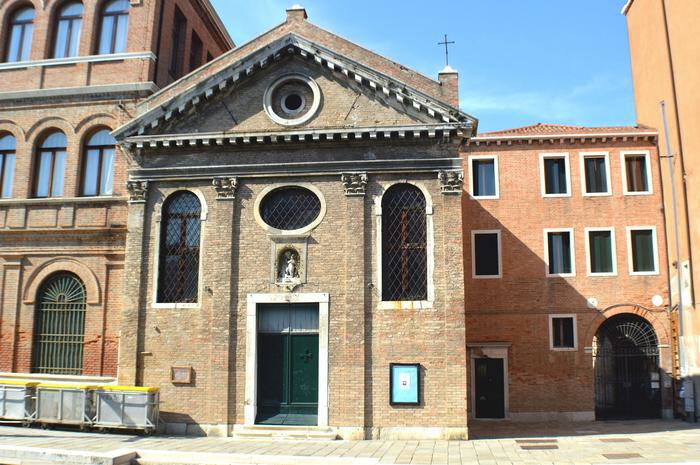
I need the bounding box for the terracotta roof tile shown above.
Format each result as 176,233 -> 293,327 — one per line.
476,123 -> 656,138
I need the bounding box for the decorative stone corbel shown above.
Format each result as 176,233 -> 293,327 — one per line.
126,180 -> 148,203
341,172 -> 368,196
437,170 -> 463,195
212,177 -> 239,200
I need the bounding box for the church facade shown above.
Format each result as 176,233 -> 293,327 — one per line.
0,3 -> 679,439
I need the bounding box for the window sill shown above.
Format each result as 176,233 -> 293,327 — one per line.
587,272 -> 618,277
0,52 -> 156,71
378,301 -> 434,310
582,192 -> 612,197
630,271 -> 660,276
623,191 -> 653,196
151,303 -> 200,310
542,193 -> 571,198
550,347 -> 578,352
470,195 -> 499,200
546,273 -> 576,278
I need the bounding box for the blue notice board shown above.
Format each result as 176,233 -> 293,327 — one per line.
390,363 -> 420,405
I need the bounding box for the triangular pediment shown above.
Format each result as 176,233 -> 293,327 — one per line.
114,33 -> 476,147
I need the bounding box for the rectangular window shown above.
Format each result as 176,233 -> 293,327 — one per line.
580,152 -> 611,195
169,6 -> 187,77
0,153 -> 15,199
469,156 -> 499,199
622,151 -> 652,195
586,228 -> 616,276
550,315 -> 576,350
545,229 -> 574,276
540,153 -> 570,197
472,230 -> 501,278
189,31 -> 203,72
628,227 -> 659,275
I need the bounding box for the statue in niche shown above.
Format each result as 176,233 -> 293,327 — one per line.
278,249 -> 300,283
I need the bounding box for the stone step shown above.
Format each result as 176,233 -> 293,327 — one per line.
231,424 -> 338,441
0,445 -> 136,465
135,450 -> 377,465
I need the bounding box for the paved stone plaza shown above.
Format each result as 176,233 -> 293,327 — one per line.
0,420 -> 699,465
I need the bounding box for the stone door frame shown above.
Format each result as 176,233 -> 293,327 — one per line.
244,292 -> 329,427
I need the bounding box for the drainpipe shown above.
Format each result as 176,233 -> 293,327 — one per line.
660,101 -> 693,420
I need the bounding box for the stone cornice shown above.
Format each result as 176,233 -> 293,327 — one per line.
127,157 -> 463,182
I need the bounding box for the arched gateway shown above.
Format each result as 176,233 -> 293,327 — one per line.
593,314 -> 662,419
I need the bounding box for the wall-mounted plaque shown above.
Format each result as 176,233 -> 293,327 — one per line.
390,363 -> 420,406
171,366 -> 193,384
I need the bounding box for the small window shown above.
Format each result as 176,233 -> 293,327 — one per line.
545,229 -> 574,277
169,6 -> 187,77
628,227 -> 658,275
472,230 -> 501,278
586,228 -> 616,276
98,0 -> 129,54
53,2 -> 83,58
189,31 -> 203,72
0,134 -> 16,198
622,151 -> 652,195
580,152 -> 611,195
541,153 -> 570,197
34,131 -> 67,198
82,129 -> 116,196
550,315 -> 576,350
469,156 -> 499,199
5,6 -> 34,62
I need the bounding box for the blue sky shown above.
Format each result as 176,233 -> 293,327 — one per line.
209,0 -> 636,133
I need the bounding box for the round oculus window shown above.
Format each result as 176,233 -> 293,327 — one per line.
259,186 -> 322,231
263,74 -> 321,126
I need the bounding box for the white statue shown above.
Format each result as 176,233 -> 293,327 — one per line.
282,250 -> 299,281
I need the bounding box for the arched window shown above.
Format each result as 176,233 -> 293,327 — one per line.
0,134 -> 16,198
158,191 -> 202,304
32,273 -> 86,375
53,2 -> 82,58
381,184 -> 427,301
5,6 -> 34,62
98,0 -> 129,54
82,129 -> 115,196
35,131 -> 67,198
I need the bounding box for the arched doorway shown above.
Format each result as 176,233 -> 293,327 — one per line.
593,314 -> 662,419
31,273 -> 87,375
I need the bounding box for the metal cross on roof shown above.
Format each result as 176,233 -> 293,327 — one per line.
438,34 -> 455,67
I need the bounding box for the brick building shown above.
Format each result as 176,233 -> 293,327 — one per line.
0,0 -> 232,378
463,124 -> 673,421
0,3 -> 680,439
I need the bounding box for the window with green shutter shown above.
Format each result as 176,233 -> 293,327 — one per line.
588,230 -> 614,274
630,229 -> 656,273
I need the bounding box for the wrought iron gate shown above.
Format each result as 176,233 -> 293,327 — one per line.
593,314 -> 661,419
32,273 -> 87,375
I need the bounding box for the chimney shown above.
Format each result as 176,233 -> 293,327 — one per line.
438,65 -> 459,107
286,4 -> 308,21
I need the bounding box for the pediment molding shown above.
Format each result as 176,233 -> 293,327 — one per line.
114,33 -> 476,146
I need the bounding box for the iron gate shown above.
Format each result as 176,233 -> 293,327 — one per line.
593,314 -> 661,419
31,273 -> 86,375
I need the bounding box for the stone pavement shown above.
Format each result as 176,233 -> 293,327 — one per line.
0,420 -> 699,465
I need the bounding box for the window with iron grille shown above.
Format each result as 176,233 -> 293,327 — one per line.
32,273 -> 86,375
382,184 -> 427,301
157,191 -> 201,303
260,186 -> 321,231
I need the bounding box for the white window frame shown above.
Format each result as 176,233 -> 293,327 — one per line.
620,150 -> 653,196
626,226 -> 660,276
579,151 -> 612,196
375,181 -> 435,310
543,228 -> 576,277
584,227 -> 617,277
539,152 -> 571,198
468,155 -> 499,200
471,229 -> 502,279
548,314 -> 578,351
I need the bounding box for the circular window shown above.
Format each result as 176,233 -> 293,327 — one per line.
259,186 -> 322,231
263,74 -> 321,126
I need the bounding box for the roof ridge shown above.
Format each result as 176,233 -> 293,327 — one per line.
477,122 -> 657,137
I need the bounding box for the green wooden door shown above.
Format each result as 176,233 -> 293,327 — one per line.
256,304 -> 319,425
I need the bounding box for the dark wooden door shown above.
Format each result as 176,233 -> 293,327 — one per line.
474,358 -> 505,419
256,304 -> 319,425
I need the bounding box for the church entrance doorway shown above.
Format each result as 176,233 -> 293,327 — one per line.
593,314 -> 662,419
256,303 -> 319,426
